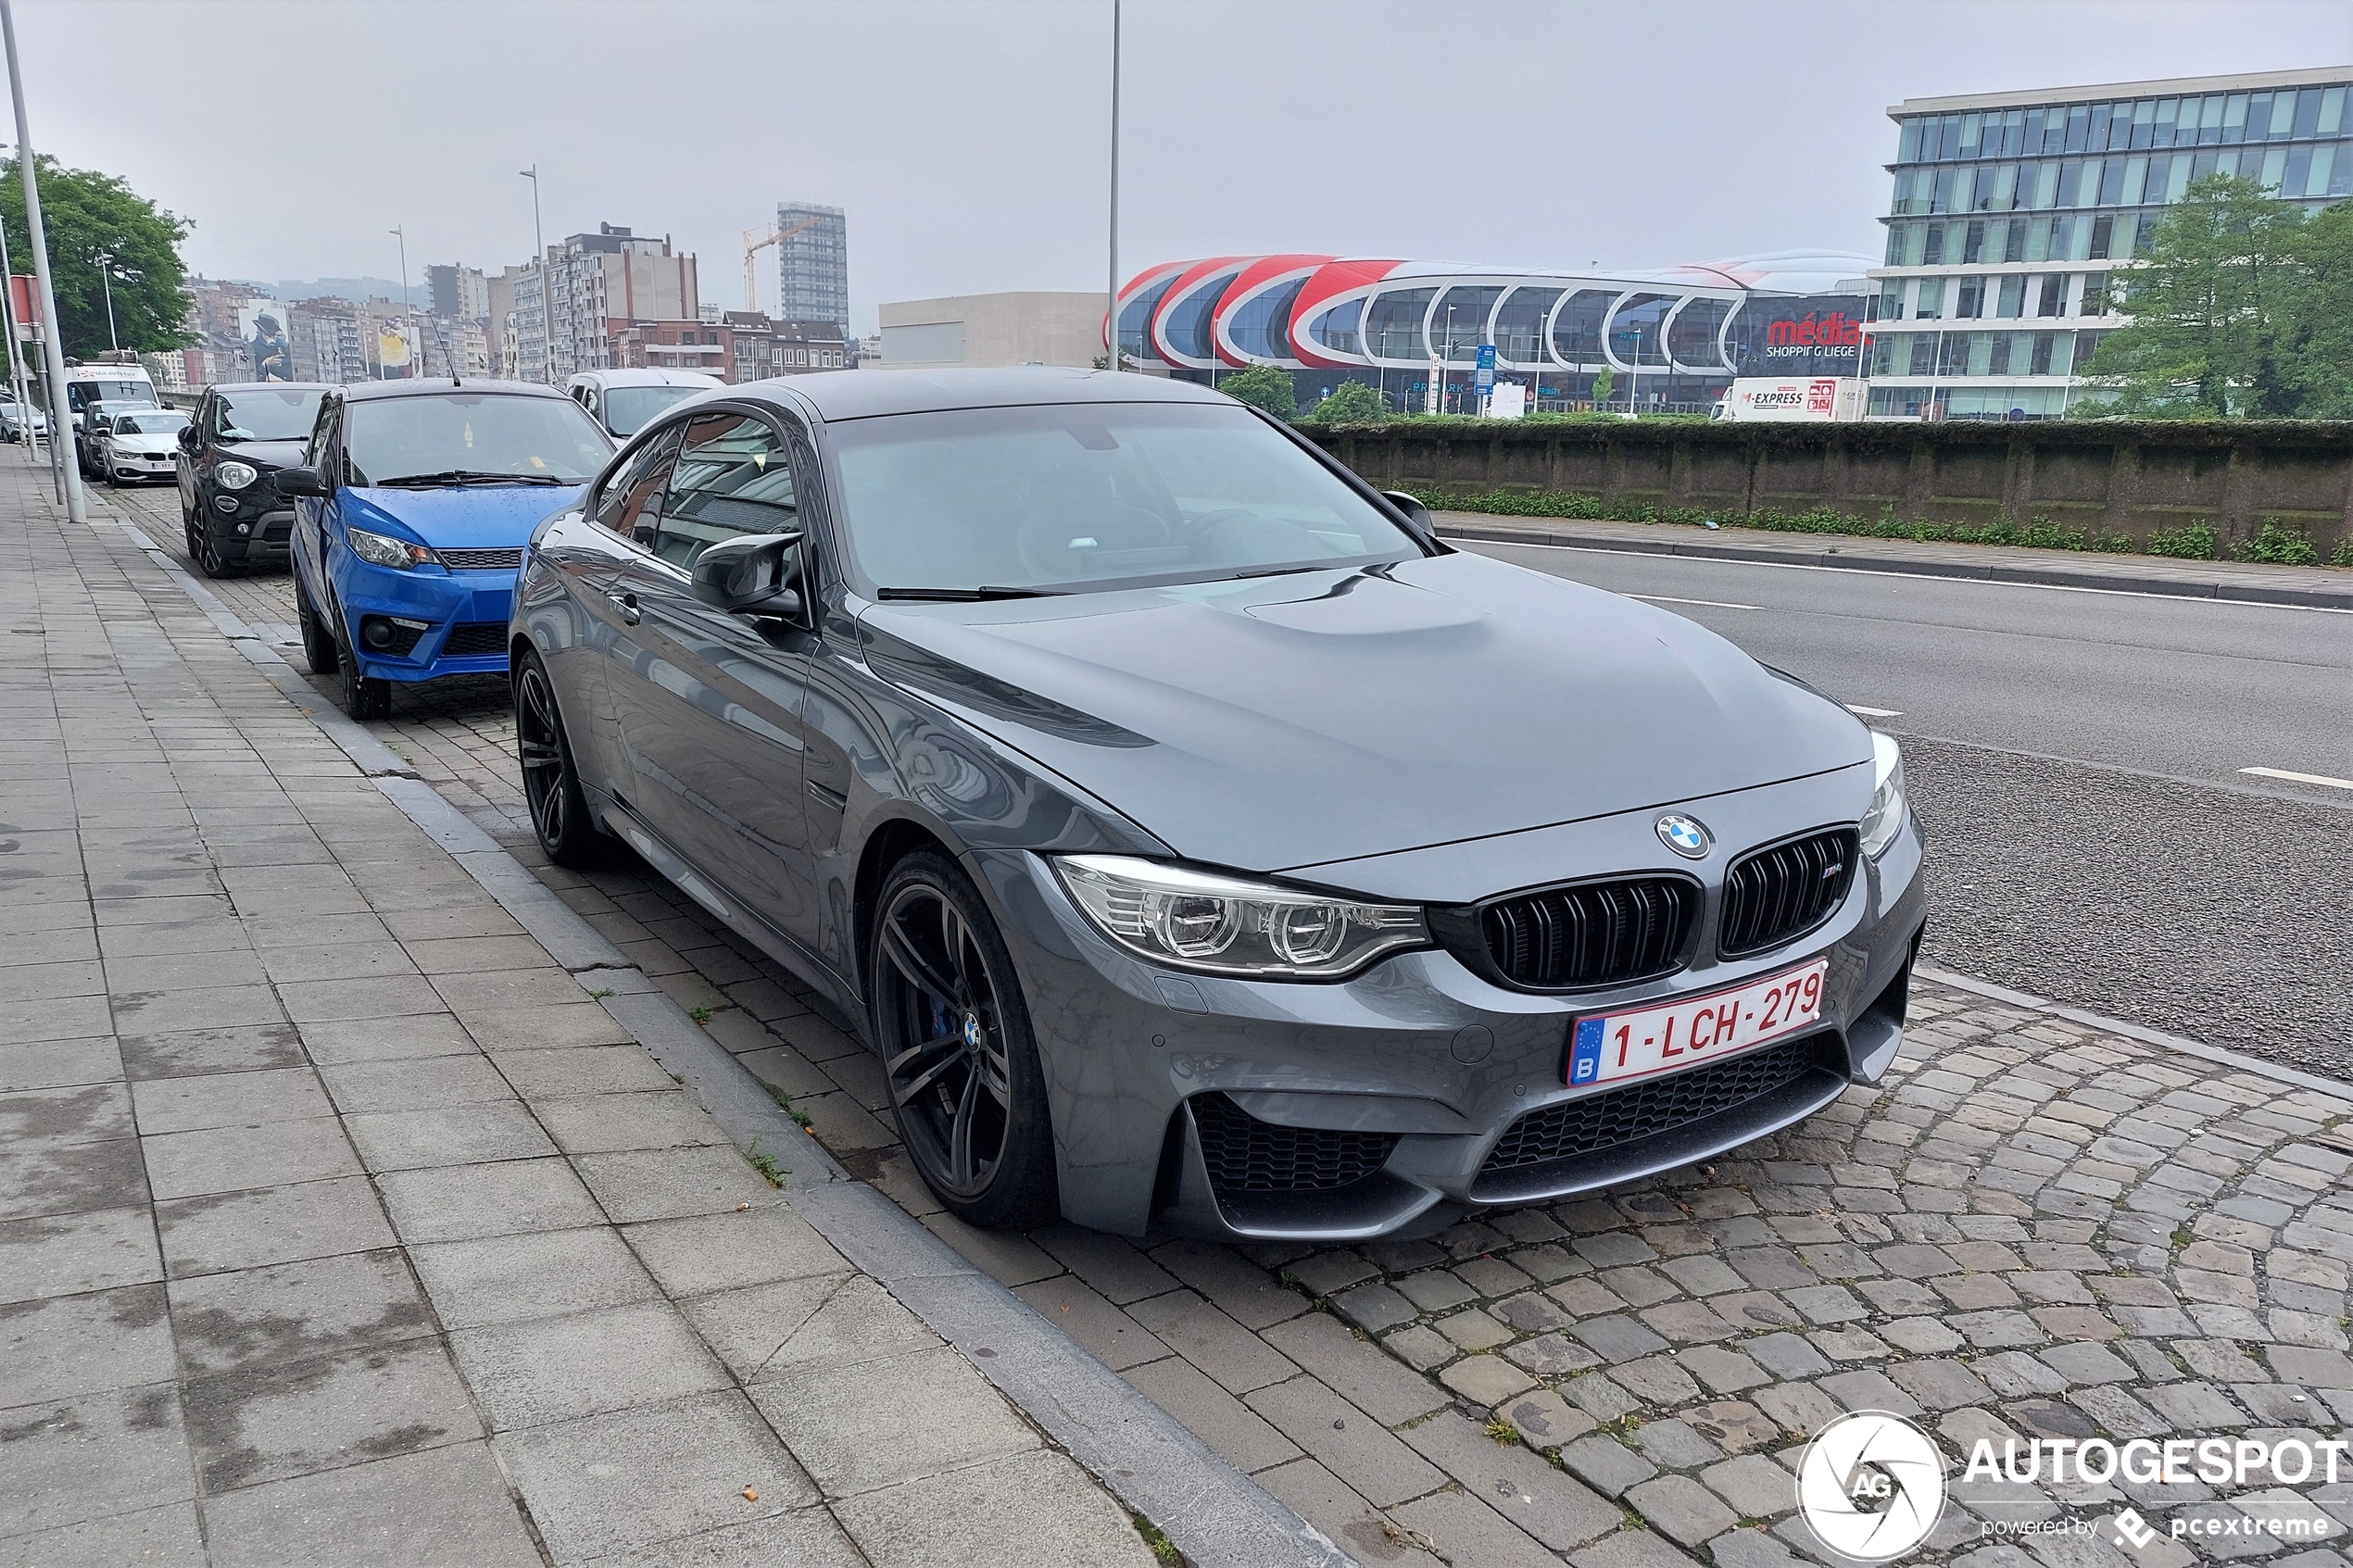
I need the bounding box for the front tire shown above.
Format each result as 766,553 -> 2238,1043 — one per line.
869,851 -> 1059,1230
332,605 -> 391,721
514,647 -> 606,869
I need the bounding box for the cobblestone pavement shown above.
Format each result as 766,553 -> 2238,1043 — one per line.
5,474 -> 1154,1565
107,482 -> 2353,1568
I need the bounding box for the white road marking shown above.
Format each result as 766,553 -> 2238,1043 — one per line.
1845,705 -> 1904,718
2239,766 -> 2353,791
1453,535 -> 2353,614
1629,593 -> 1759,610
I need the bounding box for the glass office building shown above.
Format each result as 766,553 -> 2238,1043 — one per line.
1868,67 -> 2353,418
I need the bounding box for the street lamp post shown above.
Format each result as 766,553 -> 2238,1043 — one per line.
1441,305 -> 1458,413
520,166 -> 549,383
2,0 -> 83,522
389,226 -> 409,379
94,250 -> 119,353
1104,0 -> 1119,373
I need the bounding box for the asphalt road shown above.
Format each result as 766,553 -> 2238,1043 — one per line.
107,483 -> 2353,1074
1460,536 -> 2353,1074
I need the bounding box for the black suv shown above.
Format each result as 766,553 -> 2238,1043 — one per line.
175,383 -> 330,576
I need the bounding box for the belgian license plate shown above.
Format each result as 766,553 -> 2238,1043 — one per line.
1567,958 -> 1829,1087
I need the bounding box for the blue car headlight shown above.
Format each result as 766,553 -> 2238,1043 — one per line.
1858,732 -> 1907,859
1054,854 -> 1428,979
346,524 -> 439,570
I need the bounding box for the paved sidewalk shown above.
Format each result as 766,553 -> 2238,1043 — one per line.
95,481 -> 2353,1568
1,473 -> 1154,1565
1430,511 -> 2353,608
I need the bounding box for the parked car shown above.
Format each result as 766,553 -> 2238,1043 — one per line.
0,399 -> 47,444
565,368 -> 723,439
62,360 -> 157,469
510,369 -> 1926,1242
75,397 -> 161,479
278,379 -> 613,720
94,407 -> 192,486
175,383 -> 330,577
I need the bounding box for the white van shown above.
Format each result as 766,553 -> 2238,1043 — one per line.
61,359 -> 159,428
565,368 -> 722,440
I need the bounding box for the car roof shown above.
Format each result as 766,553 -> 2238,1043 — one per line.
338,378 -> 572,404
738,366 -> 1230,422
570,369 -> 723,389
209,382 -> 332,394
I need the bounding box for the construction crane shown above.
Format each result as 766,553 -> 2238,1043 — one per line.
743,216 -> 823,313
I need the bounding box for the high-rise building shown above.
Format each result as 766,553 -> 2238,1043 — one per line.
543,224 -> 699,379
425,263 -> 490,321
774,203 -> 848,335
1867,67 -> 2353,418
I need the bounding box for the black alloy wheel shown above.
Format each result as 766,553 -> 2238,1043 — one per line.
194,519 -> 242,578
871,852 -> 1058,1229
514,647 -> 605,868
294,570 -> 338,674
332,601 -> 392,721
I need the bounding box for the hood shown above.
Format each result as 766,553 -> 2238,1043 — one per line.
111,433 -> 182,454
343,483 -> 586,549
859,550 -> 1869,873
218,438 -> 308,471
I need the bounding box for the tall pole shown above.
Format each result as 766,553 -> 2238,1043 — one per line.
3,0 -> 82,522
95,251 -> 117,352
1104,0 -> 1120,373
521,167 -> 548,383
0,177 -> 35,466
389,226 -> 408,378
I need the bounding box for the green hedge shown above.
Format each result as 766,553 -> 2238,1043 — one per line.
1298,416 -> 2353,454
1417,486 -> 2143,556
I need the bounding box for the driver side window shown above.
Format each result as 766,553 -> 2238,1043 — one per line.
655,412 -> 797,570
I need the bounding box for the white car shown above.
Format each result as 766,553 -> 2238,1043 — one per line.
96,408 -> 191,486
565,367 -> 721,439
0,400 -> 46,443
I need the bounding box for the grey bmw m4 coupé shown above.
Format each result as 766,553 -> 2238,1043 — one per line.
510,368 -> 1925,1243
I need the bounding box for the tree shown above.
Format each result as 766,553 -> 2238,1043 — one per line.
2281,196 -> 2353,416
1591,367 -> 1615,408
0,156 -> 193,358
1217,363 -> 1295,420
1306,381 -> 1387,423
2082,175 -> 2304,416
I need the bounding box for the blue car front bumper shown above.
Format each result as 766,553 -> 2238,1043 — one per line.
334,558 -> 517,682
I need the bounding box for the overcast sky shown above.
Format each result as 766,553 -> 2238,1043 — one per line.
20,0 -> 2349,332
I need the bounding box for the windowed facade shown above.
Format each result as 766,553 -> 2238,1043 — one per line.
1869,68 -> 2353,418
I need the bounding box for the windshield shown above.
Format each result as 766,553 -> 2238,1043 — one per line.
69,380 -> 151,411
217,387 -> 322,442
345,393 -> 611,486
602,384 -> 702,437
111,412 -> 188,438
829,402 -> 1420,595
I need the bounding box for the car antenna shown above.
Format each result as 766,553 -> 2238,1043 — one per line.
429,317 -> 459,385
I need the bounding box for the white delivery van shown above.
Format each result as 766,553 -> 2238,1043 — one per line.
1712,376 -> 1866,422
61,359 -> 158,427
566,368 -> 723,440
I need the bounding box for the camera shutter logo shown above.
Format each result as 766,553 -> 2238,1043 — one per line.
1798,1411 -> 1946,1562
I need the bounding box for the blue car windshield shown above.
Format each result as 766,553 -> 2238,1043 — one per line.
828,402 -> 1421,595
346,394 -> 610,486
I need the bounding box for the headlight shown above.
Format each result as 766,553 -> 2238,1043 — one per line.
1054,854 -> 1429,979
345,525 -> 437,570
215,460 -> 258,490
1858,731 -> 1906,859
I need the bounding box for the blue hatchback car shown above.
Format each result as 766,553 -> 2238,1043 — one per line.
279,381 -> 614,717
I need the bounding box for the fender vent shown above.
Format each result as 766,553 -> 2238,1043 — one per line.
1191,1094 -> 1398,1194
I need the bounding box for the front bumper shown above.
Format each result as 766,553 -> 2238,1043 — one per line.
333,558 -> 518,683
974,765 -> 1927,1243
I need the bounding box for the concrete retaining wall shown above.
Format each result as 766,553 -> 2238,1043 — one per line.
1298,420 -> 2353,556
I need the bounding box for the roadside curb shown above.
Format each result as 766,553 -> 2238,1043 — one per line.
1918,965 -> 2353,1102
1436,518 -> 2353,609
95,508 -> 1356,1568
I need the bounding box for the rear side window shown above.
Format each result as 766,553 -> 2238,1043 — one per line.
593,424 -> 684,541
654,412 -> 798,569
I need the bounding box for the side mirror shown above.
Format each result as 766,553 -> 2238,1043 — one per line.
1382,490 -> 1433,528
274,466 -> 328,498
177,426 -> 198,451
690,531 -> 806,619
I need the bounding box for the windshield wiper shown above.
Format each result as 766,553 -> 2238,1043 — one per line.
375,470 -> 571,488
875,585 -> 1060,602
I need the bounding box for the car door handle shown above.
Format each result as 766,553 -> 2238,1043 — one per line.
608,591 -> 640,625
